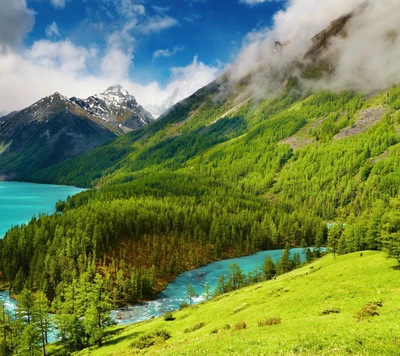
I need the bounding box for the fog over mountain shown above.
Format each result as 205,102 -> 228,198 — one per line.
228,0 -> 400,96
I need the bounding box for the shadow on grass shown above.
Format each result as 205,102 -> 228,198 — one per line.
391,264 -> 400,271
103,330 -> 143,347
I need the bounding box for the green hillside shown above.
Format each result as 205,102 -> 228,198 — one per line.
61,252 -> 400,355
3,82 -> 400,306
2,70 -> 400,353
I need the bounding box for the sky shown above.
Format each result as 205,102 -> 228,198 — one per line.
0,0 -> 285,117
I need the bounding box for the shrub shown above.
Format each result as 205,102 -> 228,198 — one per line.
164,312 -> 175,321
180,302 -> 189,310
184,322 -> 205,333
132,330 -> 171,349
356,301 -> 382,321
320,307 -> 340,315
234,321 -> 247,330
223,324 -> 231,330
210,328 -> 218,334
257,317 -> 282,327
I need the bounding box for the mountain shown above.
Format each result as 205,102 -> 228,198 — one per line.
0,92 -> 117,180
0,86 -> 154,180
71,84 -> 154,132
1,9 -> 400,353
0,111 -> 19,124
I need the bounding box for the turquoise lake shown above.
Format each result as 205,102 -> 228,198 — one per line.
0,181 -> 84,238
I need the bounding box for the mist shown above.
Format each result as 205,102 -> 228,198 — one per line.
228,0 -> 400,96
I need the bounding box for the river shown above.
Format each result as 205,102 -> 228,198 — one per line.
0,182 -> 309,334
110,248 -> 307,324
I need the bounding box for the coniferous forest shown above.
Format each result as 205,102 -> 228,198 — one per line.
1,82 -> 400,351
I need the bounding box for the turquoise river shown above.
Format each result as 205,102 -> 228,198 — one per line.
0,181 -> 309,337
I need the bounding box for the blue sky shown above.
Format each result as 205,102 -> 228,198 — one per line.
25,0 -> 283,86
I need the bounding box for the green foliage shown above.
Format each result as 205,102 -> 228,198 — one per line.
257,317 -> 282,327
164,312 -> 174,322
320,307 -> 340,315
3,80 -> 400,353
184,322 -> 205,333
131,330 -> 171,349
355,301 -> 382,321
234,321 -> 247,330
186,284 -> 196,306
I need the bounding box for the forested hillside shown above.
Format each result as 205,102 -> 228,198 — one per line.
1,4 -> 400,351
3,78 -> 400,311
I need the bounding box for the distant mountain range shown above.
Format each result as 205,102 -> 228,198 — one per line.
0,85 -> 154,180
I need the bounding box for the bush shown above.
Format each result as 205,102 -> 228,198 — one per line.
356,301 -> 382,321
257,317 -> 282,327
223,324 -> 231,330
164,312 -> 175,321
210,328 -> 218,334
180,302 -> 189,310
184,322 -> 205,333
132,330 -> 171,349
234,321 -> 247,330
320,307 -> 340,315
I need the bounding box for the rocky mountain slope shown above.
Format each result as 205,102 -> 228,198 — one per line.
0,86 -> 153,180
71,84 -> 154,132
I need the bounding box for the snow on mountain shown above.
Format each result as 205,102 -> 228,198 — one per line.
71,84 -> 154,131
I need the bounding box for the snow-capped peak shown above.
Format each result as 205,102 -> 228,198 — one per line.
104,84 -> 130,97
70,85 -> 154,131
94,84 -> 137,108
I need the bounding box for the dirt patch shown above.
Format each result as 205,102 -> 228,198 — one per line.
279,135 -> 314,151
334,107 -> 387,139
370,150 -> 389,164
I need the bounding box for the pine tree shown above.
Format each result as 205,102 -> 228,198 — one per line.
186,284 -> 196,306
203,283 -> 211,301
262,256 -> 276,280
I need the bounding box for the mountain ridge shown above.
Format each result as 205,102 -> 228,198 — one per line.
0,85 -> 154,179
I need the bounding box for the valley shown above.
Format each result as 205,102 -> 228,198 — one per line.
0,0 -> 399,354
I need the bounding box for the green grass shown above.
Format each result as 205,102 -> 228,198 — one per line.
65,252 -> 400,355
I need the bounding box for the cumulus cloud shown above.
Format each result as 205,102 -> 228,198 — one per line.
0,41 -> 219,118
230,0 -> 400,96
134,56 -> 220,116
0,0 -> 35,52
27,40 -> 94,72
0,0 -> 204,118
153,45 -> 184,61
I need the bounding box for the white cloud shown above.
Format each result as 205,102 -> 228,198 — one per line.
0,35 -> 219,118
0,0 -> 35,52
27,40 -> 93,72
117,0 -> 145,18
136,16 -> 178,34
50,0 -> 66,9
0,0 -> 215,118
229,0 -> 400,96
45,22 -> 61,38
132,56 -> 220,116
153,45 -> 184,61
153,6 -> 170,13
100,49 -> 133,79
